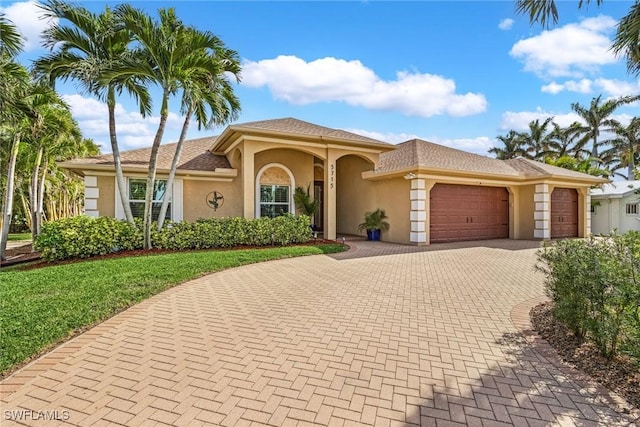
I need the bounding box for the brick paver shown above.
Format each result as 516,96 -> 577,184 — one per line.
2,239 -> 638,426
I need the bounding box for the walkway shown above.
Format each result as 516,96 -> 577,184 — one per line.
2,239 -> 638,426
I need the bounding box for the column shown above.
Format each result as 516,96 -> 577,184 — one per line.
533,183 -> 550,239
84,176 -> 99,217
409,178 -> 427,244
242,145 -> 255,218
324,150 -> 338,241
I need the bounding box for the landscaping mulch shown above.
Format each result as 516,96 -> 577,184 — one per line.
530,302 -> 640,410
0,244 -> 41,268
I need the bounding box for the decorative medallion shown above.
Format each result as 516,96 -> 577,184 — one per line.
206,191 -> 224,211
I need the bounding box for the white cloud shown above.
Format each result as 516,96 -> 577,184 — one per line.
62,94 -> 184,152
500,108 -> 633,131
344,129 -> 493,155
498,18 -> 514,31
541,78 -> 640,97
242,55 -> 487,117
0,1 -> 56,51
510,15 -> 617,78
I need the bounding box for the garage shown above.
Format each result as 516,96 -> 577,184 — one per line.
430,184 -> 509,243
551,188 -> 578,238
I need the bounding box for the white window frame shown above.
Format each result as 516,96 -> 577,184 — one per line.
115,177 -> 183,221
255,163 -> 295,218
626,202 -> 639,216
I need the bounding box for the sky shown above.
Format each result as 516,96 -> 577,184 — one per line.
2,0 -> 639,157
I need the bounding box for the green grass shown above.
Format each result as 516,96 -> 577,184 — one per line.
7,233 -> 31,241
0,244 -> 345,375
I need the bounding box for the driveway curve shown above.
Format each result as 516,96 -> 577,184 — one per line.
2,239 -> 638,426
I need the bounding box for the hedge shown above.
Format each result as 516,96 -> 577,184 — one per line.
537,231 -> 640,360
35,214 -> 313,261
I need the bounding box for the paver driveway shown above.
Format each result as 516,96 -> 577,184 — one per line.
2,239 -> 638,426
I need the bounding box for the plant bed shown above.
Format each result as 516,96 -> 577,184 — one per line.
530,302 -> 640,410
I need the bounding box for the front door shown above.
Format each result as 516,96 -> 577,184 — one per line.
314,180 -> 324,231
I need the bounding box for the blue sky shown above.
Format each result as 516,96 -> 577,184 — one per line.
2,0 -> 639,155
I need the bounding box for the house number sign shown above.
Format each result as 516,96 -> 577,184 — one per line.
206,191 -> 224,211
330,164 -> 335,189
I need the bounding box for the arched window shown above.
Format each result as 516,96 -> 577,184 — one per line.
255,163 -> 295,218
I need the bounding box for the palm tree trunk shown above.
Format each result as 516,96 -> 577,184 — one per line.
108,88 -> 135,223
629,146 -> 636,180
157,105 -> 193,230
36,156 -> 49,235
0,132 -> 20,260
19,190 -> 31,231
30,146 -> 43,242
143,92 -> 170,249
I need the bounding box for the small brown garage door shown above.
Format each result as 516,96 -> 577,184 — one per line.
430,184 -> 509,243
551,188 -> 578,238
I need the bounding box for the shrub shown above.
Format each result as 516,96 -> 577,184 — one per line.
36,214 -> 313,261
35,216 -> 142,261
537,231 -> 640,360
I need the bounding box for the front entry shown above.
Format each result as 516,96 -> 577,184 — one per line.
430,184 -> 509,243
551,188 -> 578,238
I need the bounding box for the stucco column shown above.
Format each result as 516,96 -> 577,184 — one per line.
325,149 -> 338,240
533,183 -> 551,239
578,187 -> 591,236
84,176 -> 99,217
409,178 -> 427,244
242,145 -> 256,219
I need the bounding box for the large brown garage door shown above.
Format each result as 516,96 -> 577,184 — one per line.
430,184 -> 509,243
551,188 -> 578,238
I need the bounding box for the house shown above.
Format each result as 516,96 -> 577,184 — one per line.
590,180 -> 640,235
59,117 -> 607,245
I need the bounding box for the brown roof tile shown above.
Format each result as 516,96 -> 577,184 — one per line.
234,117 -> 389,145
504,157 -> 606,180
66,136 -> 230,171
377,139 -> 519,176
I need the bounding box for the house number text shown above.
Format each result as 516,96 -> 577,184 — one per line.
330,164 -> 335,189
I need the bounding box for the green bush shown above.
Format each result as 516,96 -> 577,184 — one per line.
36,214 -> 313,261
537,231 -> 640,360
35,216 -> 142,261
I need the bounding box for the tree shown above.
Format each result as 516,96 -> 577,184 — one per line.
602,117 -> 640,180
156,37 -> 241,229
570,95 -> 639,162
519,117 -> 556,161
35,0 -> 152,224
546,156 -> 610,178
515,0 -> 640,77
489,130 -> 525,159
546,122 -> 589,160
116,5 -> 241,248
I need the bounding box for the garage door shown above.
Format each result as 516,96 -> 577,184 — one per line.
430,184 -> 509,243
551,188 -> 578,238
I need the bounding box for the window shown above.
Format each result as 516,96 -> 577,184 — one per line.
590,205 -> 597,214
260,185 -> 290,218
129,179 -> 171,220
626,203 -> 638,215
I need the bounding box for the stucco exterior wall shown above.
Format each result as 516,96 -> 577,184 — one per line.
590,197 -> 613,235
374,178 -> 411,244
592,195 -> 640,234
336,155 -> 378,237
182,179 -> 242,221
619,195 -> 640,232
97,175 -> 116,218
516,184 -> 535,239
254,149 -> 315,191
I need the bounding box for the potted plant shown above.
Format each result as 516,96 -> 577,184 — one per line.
358,208 -> 390,241
294,184 -> 320,231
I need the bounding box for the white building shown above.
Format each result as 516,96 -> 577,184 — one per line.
591,180 -> 640,235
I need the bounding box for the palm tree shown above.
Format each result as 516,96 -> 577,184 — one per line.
35,0 -> 152,223
601,118 -> 640,180
156,39 -> 241,229
116,5 -> 241,248
546,122 -> 589,160
571,95 -> 639,162
0,14 -> 23,57
489,130 -> 525,160
518,117 -> 556,161
515,0 -> 639,77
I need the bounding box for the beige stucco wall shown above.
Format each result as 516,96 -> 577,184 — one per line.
515,184 -> 535,239
97,176 -> 116,217
182,179 -> 242,221
254,148 -> 315,195
374,178 -> 411,244
336,155 -> 378,237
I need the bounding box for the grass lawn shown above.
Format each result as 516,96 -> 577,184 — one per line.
0,244 -> 344,375
7,233 -> 31,241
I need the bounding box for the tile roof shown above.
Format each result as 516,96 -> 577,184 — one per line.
377,139 -> 519,176
233,117 -> 389,145
504,157 -> 610,180
591,180 -> 640,197
66,137 -> 231,171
